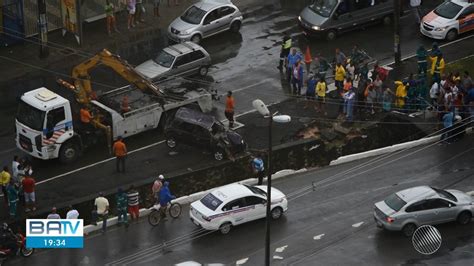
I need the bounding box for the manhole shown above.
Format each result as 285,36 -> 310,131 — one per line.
412,225 -> 442,255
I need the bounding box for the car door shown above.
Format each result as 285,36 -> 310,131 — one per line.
201,9 -> 222,37
172,53 -> 193,77
192,125 -> 211,149
428,199 -> 458,223
221,198 -> 247,225
188,50 -> 206,74
217,6 -> 236,32
243,196 -> 267,221
404,200 -> 434,225
175,121 -> 195,145
457,5 -> 474,34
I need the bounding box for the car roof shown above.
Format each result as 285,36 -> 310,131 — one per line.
449,0 -> 473,7
396,186 -> 437,203
193,0 -> 235,12
174,107 -> 216,130
163,42 -> 205,57
212,184 -> 253,201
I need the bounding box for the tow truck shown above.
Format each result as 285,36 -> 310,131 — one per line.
15,49 -> 213,163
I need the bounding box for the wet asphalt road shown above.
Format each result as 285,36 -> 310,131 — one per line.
10,134 -> 474,266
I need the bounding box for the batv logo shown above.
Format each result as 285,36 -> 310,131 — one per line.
26,219 -> 84,249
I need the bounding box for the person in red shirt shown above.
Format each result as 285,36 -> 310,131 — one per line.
113,136 -> 127,173
225,91 -> 235,128
22,175 -> 36,212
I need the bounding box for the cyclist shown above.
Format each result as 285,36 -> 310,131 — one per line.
151,174 -> 164,205
159,181 -> 176,218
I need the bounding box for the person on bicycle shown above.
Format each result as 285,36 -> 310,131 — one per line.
159,181 -> 176,218
152,174 -> 164,205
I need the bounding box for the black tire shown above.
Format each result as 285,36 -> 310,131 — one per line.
326,30 -> 337,41
230,21 -> 241,33
219,222 -> 232,234
191,34 -> 202,44
198,66 -> 209,76
214,149 -> 225,161
166,138 -> 177,148
383,15 -> 392,25
169,203 -> 182,218
148,209 -> 162,226
271,207 -> 283,220
59,141 -> 80,163
402,223 -> 417,237
20,246 -> 34,257
445,29 -> 458,42
457,211 -> 472,225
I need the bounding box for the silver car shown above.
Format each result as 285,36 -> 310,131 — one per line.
374,186 -> 473,237
135,42 -> 211,81
168,0 -> 243,44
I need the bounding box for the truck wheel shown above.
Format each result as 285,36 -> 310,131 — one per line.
59,141 -> 80,163
199,66 -> 209,76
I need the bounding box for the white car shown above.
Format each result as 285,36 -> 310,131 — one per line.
189,183 -> 288,234
420,0 -> 474,41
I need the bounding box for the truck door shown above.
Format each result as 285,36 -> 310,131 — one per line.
44,106 -> 67,145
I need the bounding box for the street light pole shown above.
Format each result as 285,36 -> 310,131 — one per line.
394,0 -> 401,65
264,113 -> 273,266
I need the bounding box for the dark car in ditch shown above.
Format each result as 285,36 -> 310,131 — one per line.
164,107 -> 246,160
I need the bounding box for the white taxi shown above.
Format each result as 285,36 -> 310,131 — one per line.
420,0 -> 474,41
189,183 -> 288,234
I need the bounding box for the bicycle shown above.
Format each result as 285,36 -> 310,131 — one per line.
148,201 -> 182,226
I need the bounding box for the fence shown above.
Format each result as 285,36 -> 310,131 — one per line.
23,0 -> 61,37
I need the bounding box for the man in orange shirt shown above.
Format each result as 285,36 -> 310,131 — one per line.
80,107 -> 94,133
225,91 -> 235,128
113,136 -> 127,173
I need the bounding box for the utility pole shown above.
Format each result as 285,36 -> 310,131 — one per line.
38,0 -> 49,58
264,114 -> 273,266
393,0 -> 401,65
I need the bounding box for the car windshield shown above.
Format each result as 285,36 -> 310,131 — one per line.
384,193 -> 407,212
434,1 -> 463,19
154,50 -> 175,68
200,192 -> 223,211
181,5 -> 206,24
245,185 -> 267,197
432,187 -> 457,202
16,100 -> 45,131
309,0 -> 338,18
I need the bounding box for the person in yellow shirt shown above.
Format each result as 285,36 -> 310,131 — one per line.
316,77 -> 327,114
1,166 -> 11,205
335,63 -> 346,95
430,53 -> 445,83
395,81 -> 408,110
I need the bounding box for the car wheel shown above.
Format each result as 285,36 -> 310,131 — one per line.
271,207 -> 283,220
214,149 -> 225,161
198,66 -> 209,76
383,15 -> 392,25
219,222 -> 232,234
402,223 -> 417,237
230,21 -> 241,33
191,34 -> 202,44
166,138 -> 177,148
326,30 -> 337,41
445,29 -> 457,42
457,211 -> 472,225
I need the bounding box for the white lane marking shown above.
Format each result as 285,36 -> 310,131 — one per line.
275,245 -> 288,253
313,234 -> 325,240
273,256 -> 284,260
309,144 -> 320,151
36,140 -> 165,185
220,78 -> 274,96
236,258 -> 249,265
352,222 -> 364,228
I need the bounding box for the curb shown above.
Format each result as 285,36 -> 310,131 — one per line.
83,168 -> 307,235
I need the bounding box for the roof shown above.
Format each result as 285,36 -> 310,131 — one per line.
396,186 -> 437,203
164,42 -> 205,57
451,0 -> 473,7
174,107 -> 215,130
193,0 -> 234,12
22,87 -> 68,111
212,184 -> 253,201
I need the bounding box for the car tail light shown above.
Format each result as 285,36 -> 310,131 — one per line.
386,217 -> 395,223
202,215 -> 211,222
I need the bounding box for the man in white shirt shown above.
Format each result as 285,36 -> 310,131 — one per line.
47,207 -> 61,219
91,192 -> 109,232
66,205 -> 79,219
410,0 -> 422,24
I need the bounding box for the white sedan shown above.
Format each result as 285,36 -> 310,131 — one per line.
190,183 -> 288,234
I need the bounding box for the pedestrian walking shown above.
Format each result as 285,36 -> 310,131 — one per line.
152,174 -> 164,204
153,0 -> 161,16
21,175 -> 36,212
292,59 -> 304,95
410,0 -> 422,24
335,63 -> 346,95
127,0 -> 136,29
343,88 -> 356,122
382,88 -> 393,112
91,192 -> 109,232
47,207 -> 61,219
66,205 -> 80,219
430,53 -> 445,83
1,166 -> 11,205
6,180 -> 18,218
113,136 -> 127,173
116,188 -> 129,227
430,81 -> 440,107
105,0 -> 119,36
441,107 -> 454,143
127,185 -> 140,221
416,45 -> 428,75
135,0 -> 145,23
431,42 -> 442,57
278,33 -> 292,70
286,48 -> 301,83
225,91 -> 235,128
251,155 -> 265,185
316,77 -> 327,114
80,106 -> 94,133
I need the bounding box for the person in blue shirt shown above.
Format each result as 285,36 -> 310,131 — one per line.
305,74 -> 317,109
251,155 -> 265,185
159,181 -> 176,218
287,48 -> 302,83
441,107 -> 454,144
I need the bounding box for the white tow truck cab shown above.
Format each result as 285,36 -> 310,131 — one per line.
16,80 -> 213,163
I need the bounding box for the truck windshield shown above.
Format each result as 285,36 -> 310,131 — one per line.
181,5 -> 206,25
16,100 -> 45,131
154,50 -> 175,68
309,0 -> 338,18
434,1 -> 463,19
